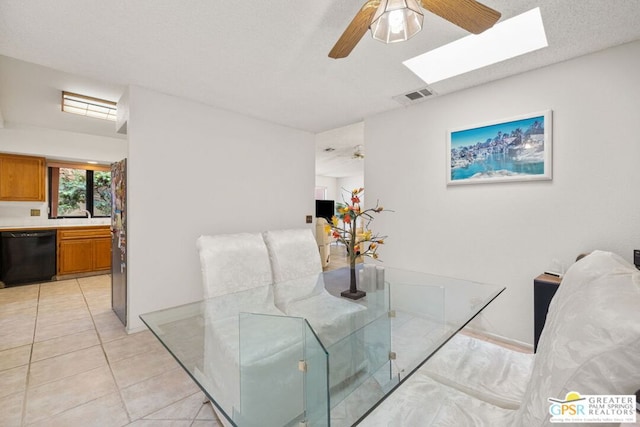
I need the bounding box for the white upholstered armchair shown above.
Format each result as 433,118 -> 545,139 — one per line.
363,250 -> 640,426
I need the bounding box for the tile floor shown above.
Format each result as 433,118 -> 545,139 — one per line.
0,275 -> 222,427
2,271 -> 636,426
324,244 -> 356,272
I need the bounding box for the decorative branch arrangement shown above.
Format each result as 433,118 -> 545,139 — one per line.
325,187 -> 389,299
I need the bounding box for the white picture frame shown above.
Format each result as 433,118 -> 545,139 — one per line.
447,110 -> 553,185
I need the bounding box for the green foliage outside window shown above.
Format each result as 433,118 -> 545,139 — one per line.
94,171 -> 112,216
57,168 -> 111,217
58,169 -> 86,216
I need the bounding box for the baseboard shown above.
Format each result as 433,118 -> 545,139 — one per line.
126,324 -> 148,334
55,270 -> 110,281
461,326 -> 534,353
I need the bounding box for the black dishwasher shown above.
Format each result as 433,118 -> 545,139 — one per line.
0,230 -> 57,286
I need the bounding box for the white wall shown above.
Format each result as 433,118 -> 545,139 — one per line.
315,175 -> 338,201
0,123 -> 127,220
314,175 -> 365,204
337,176 -> 364,204
126,86 -> 315,331
0,123 -> 127,162
365,41 -> 640,346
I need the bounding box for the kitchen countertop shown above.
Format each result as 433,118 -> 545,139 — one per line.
0,218 -> 111,230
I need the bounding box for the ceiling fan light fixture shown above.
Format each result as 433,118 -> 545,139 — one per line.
370,0 -> 424,44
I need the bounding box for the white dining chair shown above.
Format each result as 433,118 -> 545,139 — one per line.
262,228 -> 369,389
196,233 -> 302,427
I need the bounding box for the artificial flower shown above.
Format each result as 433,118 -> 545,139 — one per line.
327,188 -> 389,268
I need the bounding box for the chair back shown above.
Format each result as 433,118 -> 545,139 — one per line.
515,251 -> 640,426
315,217 -> 332,244
196,233 -> 273,299
262,228 -> 322,283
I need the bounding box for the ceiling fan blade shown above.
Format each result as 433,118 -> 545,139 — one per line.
329,0 -> 381,59
420,0 -> 501,34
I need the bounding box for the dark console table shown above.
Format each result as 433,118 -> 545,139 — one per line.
534,273 -> 562,352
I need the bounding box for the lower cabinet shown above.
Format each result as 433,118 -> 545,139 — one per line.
58,239 -> 94,274
93,238 -> 112,271
57,226 -> 111,276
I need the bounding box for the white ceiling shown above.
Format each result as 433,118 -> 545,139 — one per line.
316,122 -> 365,178
0,55 -> 126,139
1,0 -> 640,176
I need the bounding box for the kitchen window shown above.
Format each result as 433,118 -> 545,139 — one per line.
48,162 -> 111,218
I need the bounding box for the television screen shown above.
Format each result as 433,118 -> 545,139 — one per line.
315,200 -> 335,221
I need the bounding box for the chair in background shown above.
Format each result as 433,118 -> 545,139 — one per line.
315,217 -> 332,268
262,228 -> 369,389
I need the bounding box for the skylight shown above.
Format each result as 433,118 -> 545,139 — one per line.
61,91 -> 117,121
403,7 -> 548,84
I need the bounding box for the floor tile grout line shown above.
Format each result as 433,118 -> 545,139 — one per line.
10,275 -> 218,426
78,275 -> 134,425
29,329 -> 99,364
12,279 -> 97,425
80,290 -> 182,395
121,366 -> 205,424
20,278 -> 122,426
24,344 -> 111,391
0,279 -> 127,426
189,398 -> 214,426
22,279 -> 105,425
20,283 -> 40,427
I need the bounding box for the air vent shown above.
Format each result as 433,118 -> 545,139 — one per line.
392,86 -> 436,106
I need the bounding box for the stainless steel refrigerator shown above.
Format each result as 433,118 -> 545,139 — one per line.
111,159 -> 127,326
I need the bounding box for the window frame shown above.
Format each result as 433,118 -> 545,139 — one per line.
48,161 -> 111,219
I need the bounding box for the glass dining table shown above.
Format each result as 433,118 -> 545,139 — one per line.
140,266 -> 505,427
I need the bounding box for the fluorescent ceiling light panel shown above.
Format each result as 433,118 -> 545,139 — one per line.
404,7 -> 548,84
62,91 -> 117,121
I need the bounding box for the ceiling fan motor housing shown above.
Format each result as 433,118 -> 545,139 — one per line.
370,0 -> 424,44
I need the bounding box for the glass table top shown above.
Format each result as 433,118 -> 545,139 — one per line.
140,266 -> 505,427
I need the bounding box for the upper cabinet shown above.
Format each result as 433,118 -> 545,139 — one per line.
0,153 -> 46,201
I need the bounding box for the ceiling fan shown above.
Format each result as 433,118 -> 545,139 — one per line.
328,0 -> 501,59
352,145 -> 365,159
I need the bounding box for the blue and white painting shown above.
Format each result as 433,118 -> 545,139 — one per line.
447,110 -> 552,185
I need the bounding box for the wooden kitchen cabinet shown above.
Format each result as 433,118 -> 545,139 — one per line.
0,153 -> 46,201
58,239 -> 94,274
93,237 -> 112,271
57,226 -> 111,275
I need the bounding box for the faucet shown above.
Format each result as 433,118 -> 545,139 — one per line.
80,209 -> 92,219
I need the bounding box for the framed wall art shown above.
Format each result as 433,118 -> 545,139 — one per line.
447,110 -> 552,185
